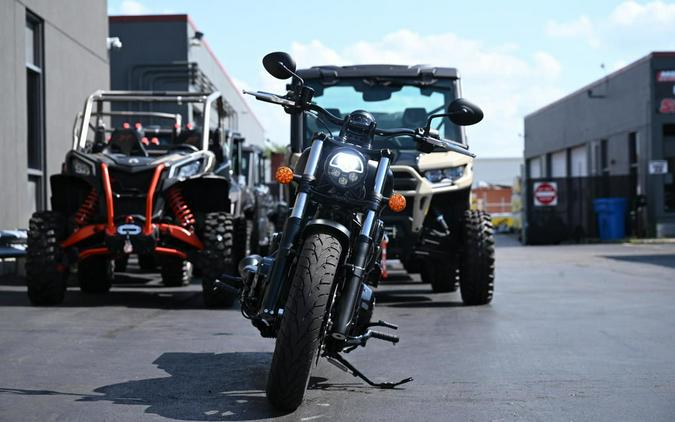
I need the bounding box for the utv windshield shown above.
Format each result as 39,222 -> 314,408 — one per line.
303,78 -> 462,150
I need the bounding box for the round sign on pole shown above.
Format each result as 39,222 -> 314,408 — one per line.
533,182 -> 558,206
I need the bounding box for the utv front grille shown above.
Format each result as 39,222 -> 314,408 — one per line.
393,171 -> 418,191
108,168 -> 156,216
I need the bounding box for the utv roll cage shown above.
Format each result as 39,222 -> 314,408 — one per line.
73,90 -> 229,152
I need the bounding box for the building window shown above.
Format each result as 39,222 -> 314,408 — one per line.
528,156 -> 542,179
26,11 -> 45,213
570,144 -> 588,177
629,132 -> 639,195
550,150 -> 567,178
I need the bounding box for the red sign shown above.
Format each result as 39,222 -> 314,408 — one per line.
659,98 -> 675,113
533,182 -> 558,207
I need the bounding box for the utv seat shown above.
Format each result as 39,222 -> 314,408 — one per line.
107,128 -> 148,157
402,107 -> 428,129
177,128 -> 203,150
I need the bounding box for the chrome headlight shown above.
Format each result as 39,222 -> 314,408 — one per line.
176,159 -> 203,178
424,166 -> 465,183
325,149 -> 366,188
70,156 -> 95,176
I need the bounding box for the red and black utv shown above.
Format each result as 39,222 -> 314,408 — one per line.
25,91 -> 245,307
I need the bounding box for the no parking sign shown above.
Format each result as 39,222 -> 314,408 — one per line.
533,182 -> 558,206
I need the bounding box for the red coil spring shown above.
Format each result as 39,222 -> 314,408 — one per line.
166,187 -> 196,228
74,188 -> 98,226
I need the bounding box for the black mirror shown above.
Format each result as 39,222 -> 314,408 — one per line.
447,98 -> 483,126
262,52 -> 297,80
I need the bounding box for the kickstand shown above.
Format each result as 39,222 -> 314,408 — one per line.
327,353 -> 413,389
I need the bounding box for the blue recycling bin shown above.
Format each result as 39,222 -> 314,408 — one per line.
593,198 -> 627,240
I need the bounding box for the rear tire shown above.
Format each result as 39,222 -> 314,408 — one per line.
199,212 -> 237,308
25,211 -> 68,305
421,261 -> 459,293
114,255 -> 128,272
78,255 -> 113,294
266,233 -> 342,411
160,256 -> 192,287
459,210 -> 495,305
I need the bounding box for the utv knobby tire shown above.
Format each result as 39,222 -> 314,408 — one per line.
138,254 -> 157,272
266,233 -> 342,411
199,212 -> 237,308
78,255 -> 113,293
459,210 -> 495,305
114,255 -> 128,272
233,217 -> 248,266
160,256 -> 192,287
421,262 -> 459,293
25,211 -> 68,305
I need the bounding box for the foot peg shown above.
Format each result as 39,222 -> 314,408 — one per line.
212,274 -> 242,294
369,330 -> 399,344
327,353 -> 413,389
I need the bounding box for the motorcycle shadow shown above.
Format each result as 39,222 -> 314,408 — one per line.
79,351 -> 286,420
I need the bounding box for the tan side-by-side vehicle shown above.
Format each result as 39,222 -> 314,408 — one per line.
289,64 -> 495,305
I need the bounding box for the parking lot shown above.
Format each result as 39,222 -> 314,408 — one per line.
1,236 -> 674,421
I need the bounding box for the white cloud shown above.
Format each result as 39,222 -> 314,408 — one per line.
119,0 -> 149,15
610,0 -> 675,26
545,16 -> 600,48
246,29 -> 564,157
547,1 -> 675,47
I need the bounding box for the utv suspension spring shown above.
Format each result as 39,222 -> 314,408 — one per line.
74,188 -> 99,226
166,187 -> 196,228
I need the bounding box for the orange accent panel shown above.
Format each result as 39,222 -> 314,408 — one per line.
79,247 -> 109,260
158,223 -> 204,249
61,224 -> 105,248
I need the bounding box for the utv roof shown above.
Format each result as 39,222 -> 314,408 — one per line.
297,64 -> 459,81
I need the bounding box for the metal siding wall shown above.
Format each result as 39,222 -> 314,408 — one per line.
524,59 -> 651,160
0,0 -> 109,229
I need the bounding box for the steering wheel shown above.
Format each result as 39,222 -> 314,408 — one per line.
169,143 -> 200,153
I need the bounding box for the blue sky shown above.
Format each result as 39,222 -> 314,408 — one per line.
109,0 -> 675,157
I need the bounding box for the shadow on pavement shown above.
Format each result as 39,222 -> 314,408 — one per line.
603,254 -> 675,270
1,352 -> 283,421
387,301 -> 464,308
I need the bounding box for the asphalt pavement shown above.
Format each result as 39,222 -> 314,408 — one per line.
1,235 -> 674,421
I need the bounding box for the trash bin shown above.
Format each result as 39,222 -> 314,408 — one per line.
593,198 -> 627,240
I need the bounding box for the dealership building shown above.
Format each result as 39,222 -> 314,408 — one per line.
523,52 -> 675,243
108,14 -> 265,147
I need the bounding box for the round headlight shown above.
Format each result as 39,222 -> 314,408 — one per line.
325,148 -> 366,188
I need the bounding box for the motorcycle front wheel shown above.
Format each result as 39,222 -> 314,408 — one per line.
266,231 -> 342,411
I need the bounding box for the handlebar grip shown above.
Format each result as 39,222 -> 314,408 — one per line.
369,330 -> 400,344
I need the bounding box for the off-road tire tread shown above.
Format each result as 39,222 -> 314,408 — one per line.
199,212 -> 237,307
459,210 -> 495,305
160,256 -> 191,286
25,211 -> 67,305
78,255 -> 113,293
422,262 -> 459,293
266,233 -> 342,411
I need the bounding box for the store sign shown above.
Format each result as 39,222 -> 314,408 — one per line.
657,70 -> 675,82
533,182 -> 558,207
649,160 -> 669,175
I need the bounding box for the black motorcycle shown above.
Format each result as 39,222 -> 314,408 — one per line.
233,52 -> 483,410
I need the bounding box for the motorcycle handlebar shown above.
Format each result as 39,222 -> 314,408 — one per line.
243,89 -> 476,158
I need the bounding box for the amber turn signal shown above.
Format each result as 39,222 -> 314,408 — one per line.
275,166 -> 294,184
388,193 -> 406,212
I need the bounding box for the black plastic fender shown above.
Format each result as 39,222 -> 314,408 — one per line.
303,219 -> 351,248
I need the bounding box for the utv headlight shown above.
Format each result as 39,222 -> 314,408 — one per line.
325,149 -> 366,188
424,166 -> 465,183
176,159 -> 203,178
71,157 -> 94,176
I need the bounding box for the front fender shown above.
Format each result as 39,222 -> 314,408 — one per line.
303,219 -> 351,249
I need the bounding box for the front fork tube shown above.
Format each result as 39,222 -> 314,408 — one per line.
332,154 -> 391,340
258,137 -> 325,319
